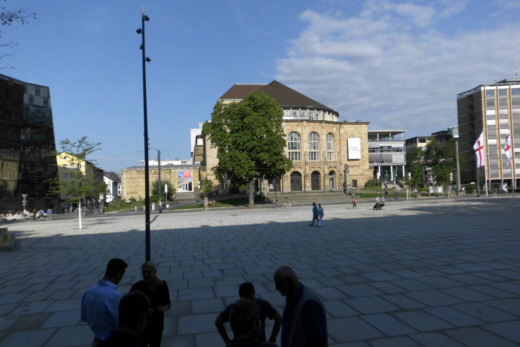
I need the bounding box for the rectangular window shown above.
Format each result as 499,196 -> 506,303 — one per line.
499,89 -> 507,96
309,152 -> 319,161
512,88 -> 520,95
327,152 -> 334,161
63,164 -> 67,169
486,90 -> 494,97
78,164 -> 82,169
63,173 -> 67,179
289,152 -> 301,162
70,163 -> 75,169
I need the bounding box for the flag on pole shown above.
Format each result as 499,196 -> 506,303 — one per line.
503,131 -> 512,166
473,132 -> 486,168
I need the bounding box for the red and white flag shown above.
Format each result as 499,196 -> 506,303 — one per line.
504,131 -> 512,166
473,132 -> 486,168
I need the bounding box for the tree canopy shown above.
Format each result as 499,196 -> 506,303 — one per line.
203,91 -> 292,206
406,138 -> 465,190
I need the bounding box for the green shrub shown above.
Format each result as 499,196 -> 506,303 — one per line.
364,178 -> 382,188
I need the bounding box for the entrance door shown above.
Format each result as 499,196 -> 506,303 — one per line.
311,171 -> 321,191
329,171 -> 335,191
290,172 -> 302,191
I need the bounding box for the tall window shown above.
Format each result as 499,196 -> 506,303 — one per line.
327,133 -> 334,161
288,132 -> 301,161
309,132 -> 319,161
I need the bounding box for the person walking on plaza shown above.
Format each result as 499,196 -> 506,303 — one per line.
130,261 -> 171,347
99,291 -> 151,347
273,266 -> 328,347
394,190 -> 399,202
226,300 -> 279,347
81,258 -> 128,347
317,204 -> 325,227
352,196 -> 357,209
216,282 -> 282,345
309,202 -> 319,226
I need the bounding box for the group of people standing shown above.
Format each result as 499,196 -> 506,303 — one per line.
216,266 -> 328,347
81,258 -> 171,347
81,260 -> 327,347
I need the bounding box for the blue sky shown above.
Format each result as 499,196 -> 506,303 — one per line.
2,0 -> 520,173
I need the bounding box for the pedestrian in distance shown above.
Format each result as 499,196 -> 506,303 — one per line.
309,202 -> 319,226
394,190 -> 399,202
317,204 -> 325,227
130,261 -> 171,347
352,196 -> 357,209
273,266 -> 328,347
99,291 -> 151,347
81,258 -> 128,347
226,299 -> 279,347
216,282 -> 282,345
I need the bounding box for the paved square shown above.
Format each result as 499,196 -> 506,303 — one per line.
0,197 -> 519,346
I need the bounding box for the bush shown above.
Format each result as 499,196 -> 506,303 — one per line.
364,178 -> 382,188
464,183 -> 476,194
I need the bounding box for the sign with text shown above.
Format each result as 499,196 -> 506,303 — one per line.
348,138 -> 361,160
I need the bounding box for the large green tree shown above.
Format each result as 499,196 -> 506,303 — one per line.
203,91 -> 292,207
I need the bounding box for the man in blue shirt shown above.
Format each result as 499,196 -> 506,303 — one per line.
273,265 -> 328,347
81,258 -> 128,347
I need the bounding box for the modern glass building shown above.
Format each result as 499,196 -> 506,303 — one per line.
0,74 -> 59,210
457,78 -> 519,189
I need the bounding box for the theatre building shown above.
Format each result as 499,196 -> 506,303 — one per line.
200,81 -> 373,193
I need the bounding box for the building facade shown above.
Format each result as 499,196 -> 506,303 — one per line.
56,151 -> 104,204
121,164 -> 200,201
457,78 -> 519,188
0,74 -> 59,210
103,172 -> 120,203
202,81 -> 373,193
368,130 -> 406,184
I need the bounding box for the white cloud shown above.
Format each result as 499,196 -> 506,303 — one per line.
276,2 -> 520,137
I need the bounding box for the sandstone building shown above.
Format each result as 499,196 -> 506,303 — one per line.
200,81 -> 373,193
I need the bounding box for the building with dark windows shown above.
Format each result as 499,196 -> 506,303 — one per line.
0,74 -> 59,211
201,81 -> 373,193
457,78 -> 519,189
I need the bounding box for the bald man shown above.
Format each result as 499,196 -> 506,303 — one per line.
273,266 -> 328,347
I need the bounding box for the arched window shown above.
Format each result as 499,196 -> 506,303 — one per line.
309,132 -> 319,161
327,133 -> 334,161
288,132 -> 301,161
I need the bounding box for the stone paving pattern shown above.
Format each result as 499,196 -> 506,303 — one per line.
0,197 -> 519,346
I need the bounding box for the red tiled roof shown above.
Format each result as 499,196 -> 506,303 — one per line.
219,80 -> 338,114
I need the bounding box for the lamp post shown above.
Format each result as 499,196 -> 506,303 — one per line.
451,126 -> 461,196
137,7 -> 152,261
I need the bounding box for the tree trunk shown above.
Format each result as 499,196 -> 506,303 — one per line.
248,180 -> 255,208
204,196 -> 209,211
78,199 -> 82,230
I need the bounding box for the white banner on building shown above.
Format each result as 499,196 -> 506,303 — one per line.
348,138 -> 361,160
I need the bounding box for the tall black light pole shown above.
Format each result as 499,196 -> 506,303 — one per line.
137,7 -> 151,261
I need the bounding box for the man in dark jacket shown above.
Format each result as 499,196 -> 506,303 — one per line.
273,265 -> 328,347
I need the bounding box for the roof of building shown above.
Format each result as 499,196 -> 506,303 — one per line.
457,77 -> 520,97
220,80 -> 338,115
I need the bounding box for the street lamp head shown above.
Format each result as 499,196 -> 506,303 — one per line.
145,57 -> 151,63
136,28 -> 142,34
144,15 -> 150,21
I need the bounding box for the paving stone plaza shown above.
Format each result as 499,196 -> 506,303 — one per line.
0,197 -> 519,346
